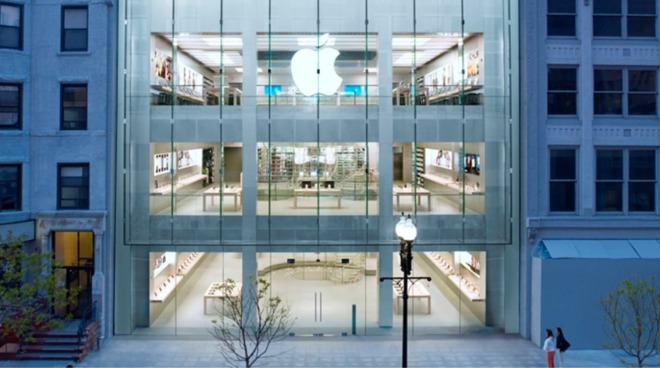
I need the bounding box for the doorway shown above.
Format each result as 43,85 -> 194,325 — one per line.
52,231 -> 94,318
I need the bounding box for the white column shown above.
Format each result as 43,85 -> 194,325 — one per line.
378,248 -> 394,327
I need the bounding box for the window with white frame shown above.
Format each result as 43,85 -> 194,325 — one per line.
596,149 -> 656,213
550,149 -> 577,212
548,67 -> 577,115
547,0 -> 576,37
594,68 -> 657,116
594,0 -> 657,38
61,6 -> 88,52
0,164 -> 21,211
0,2 -> 22,50
58,164 -> 89,210
0,83 -> 21,129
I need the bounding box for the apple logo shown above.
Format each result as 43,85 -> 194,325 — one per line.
291,33 -> 342,96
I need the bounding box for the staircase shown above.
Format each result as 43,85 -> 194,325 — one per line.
15,319 -> 100,362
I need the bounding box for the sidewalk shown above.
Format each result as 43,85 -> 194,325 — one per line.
1,334 -> 629,367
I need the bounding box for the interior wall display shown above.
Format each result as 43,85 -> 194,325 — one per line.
464,153 -> 480,175
154,153 -> 172,176
424,148 -> 452,170
178,65 -> 203,98
465,48 -> 481,86
176,148 -> 202,170
151,49 -> 173,86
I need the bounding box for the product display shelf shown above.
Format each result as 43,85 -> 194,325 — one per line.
426,252 -> 482,301
150,252 -> 204,303
415,147 -> 425,187
420,173 -> 482,195
152,173 -> 207,195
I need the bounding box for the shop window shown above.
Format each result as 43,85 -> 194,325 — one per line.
594,68 -> 657,116
0,164 -> 21,211
61,6 -> 88,52
58,163 -> 89,210
547,0 -> 576,37
594,0 -> 656,38
0,83 -> 21,129
61,84 -> 87,130
596,149 -> 656,213
547,67 -> 577,115
549,149 -> 576,212
0,2 -> 22,50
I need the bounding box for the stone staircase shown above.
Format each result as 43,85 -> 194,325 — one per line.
14,319 -> 100,362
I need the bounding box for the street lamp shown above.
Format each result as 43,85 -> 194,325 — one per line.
381,213 -> 431,368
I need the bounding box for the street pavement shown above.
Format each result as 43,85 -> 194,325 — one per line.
0,333 -> 642,367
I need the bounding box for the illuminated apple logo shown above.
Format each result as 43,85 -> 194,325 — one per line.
291,33 -> 342,96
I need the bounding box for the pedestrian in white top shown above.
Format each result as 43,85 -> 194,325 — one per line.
543,328 -> 556,368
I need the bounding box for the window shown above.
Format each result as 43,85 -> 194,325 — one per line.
550,149 -> 577,212
547,0 -> 576,37
547,67 -> 577,115
58,164 -> 89,210
0,2 -> 22,49
61,84 -> 87,130
61,6 -> 88,51
0,164 -> 21,211
594,68 -> 657,116
0,83 -> 21,129
596,149 -> 656,213
594,0 -> 656,38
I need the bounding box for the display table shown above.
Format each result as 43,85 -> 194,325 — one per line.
298,177 -> 335,189
393,282 -> 431,314
393,186 -> 431,211
293,188 -> 342,208
203,282 -> 242,314
203,186 -> 242,211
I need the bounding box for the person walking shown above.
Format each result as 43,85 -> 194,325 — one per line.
542,328 -> 557,368
555,327 -> 570,367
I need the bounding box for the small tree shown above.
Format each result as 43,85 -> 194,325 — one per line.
209,277 -> 294,368
0,232 -> 76,348
601,276 -> 660,367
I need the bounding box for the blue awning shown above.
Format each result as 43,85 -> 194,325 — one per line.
538,239 -> 660,259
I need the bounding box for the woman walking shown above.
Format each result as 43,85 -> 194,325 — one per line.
542,328 -> 557,368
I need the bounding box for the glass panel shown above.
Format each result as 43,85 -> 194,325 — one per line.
64,30 -> 87,51
548,69 -> 577,90
627,16 -> 656,37
593,16 -> 622,37
64,8 -> 87,28
628,93 -> 656,115
550,182 -> 576,212
0,26 -> 20,49
629,182 -> 655,211
628,0 -> 656,14
548,92 -> 577,114
0,165 -> 20,211
596,182 -> 623,211
594,69 -> 623,91
0,84 -> 20,127
629,150 -> 656,180
594,93 -> 623,114
596,150 -> 623,180
547,16 -> 576,36
0,5 -> 20,26
550,150 -> 576,180
548,0 -> 576,13
628,70 -> 656,92
594,0 -> 622,13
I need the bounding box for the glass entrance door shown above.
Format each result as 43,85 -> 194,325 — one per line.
258,252 -> 374,336
52,231 -> 94,318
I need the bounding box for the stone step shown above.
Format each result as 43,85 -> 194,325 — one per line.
21,344 -> 84,353
16,351 -> 80,361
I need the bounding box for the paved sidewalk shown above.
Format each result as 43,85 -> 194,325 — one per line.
1,334 -> 633,367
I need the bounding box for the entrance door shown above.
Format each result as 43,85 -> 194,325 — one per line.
260,252 -> 373,336
53,231 -> 94,318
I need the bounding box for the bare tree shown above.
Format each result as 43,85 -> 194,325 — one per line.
600,276 -> 660,367
209,277 -> 294,367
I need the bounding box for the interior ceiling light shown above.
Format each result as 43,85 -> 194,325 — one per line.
202,37 -> 243,47
392,37 -> 430,47
297,35 -> 336,47
235,68 -> 263,73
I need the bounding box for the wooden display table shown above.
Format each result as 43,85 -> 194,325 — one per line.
293,188 -> 342,208
393,282 -> 431,314
393,186 -> 431,211
203,186 -> 242,211
203,282 -> 241,314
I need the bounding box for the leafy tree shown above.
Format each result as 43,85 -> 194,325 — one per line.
601,276 -> 660,367
0,232 -> 76,347
209,277 -> 294,367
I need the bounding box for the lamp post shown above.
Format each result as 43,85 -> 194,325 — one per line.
380,213 -> 431,368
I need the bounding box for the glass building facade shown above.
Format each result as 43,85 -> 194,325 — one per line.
115,0 -> 520,336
